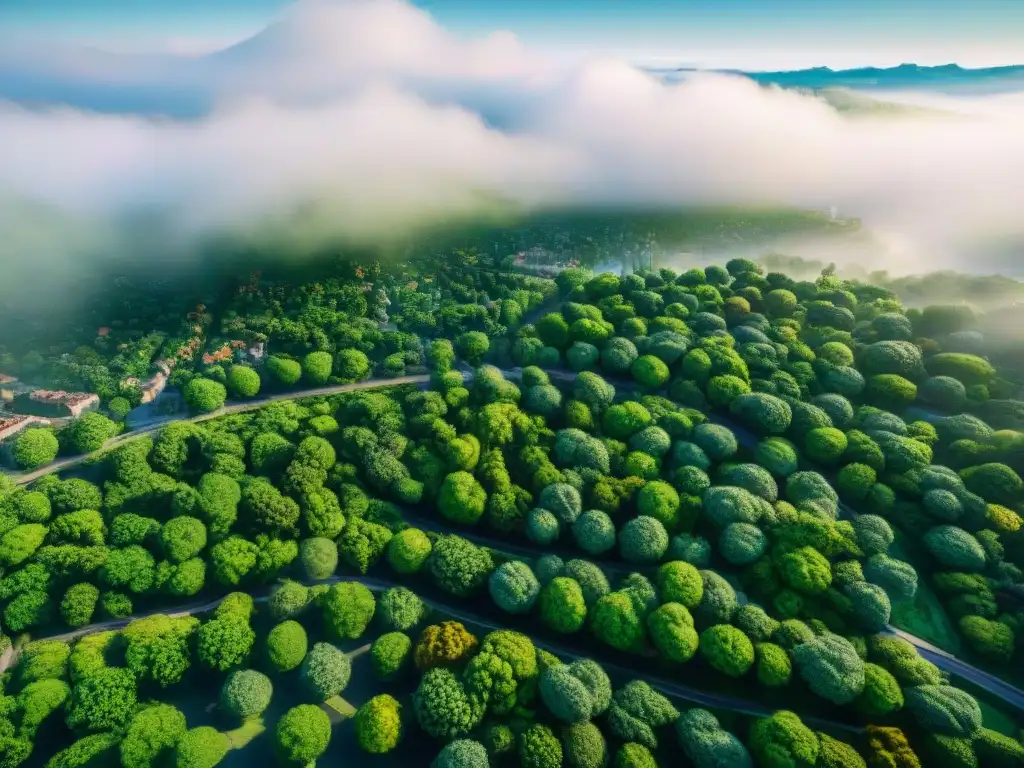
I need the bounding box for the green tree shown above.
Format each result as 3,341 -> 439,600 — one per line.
11,429 -> 59,469
120,703 -> 187,768
184,379 -> 227,413
355,694 -> 403,754
63,413 -> 118,454
274,705 -> 332,765
322,581 -> 376,640
175,726 -> 230,768
539,577 -> 587,634
219,669 -> 272,721
66,666 -> 137,733
699,624 -> 754,677
301,352 -> 334,385
438,471 -> 487,525
301,642 -> 352,700
267,356 -> 302,386
265,620 -> 308,672
226,366 -> 261,398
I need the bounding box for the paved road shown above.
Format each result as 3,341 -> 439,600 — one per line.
8,375 -> 429,486
523,364 -> 1024,712
8,359 -> 1024,715
1,574 -> 859,731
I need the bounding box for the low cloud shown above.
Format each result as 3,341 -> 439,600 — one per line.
2,0 -> 1024,303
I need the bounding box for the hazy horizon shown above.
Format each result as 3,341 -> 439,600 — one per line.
2,0 -> 1024,303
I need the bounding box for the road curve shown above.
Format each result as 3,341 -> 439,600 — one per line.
8,375 -> 429,486
516,364 -> 1024,713
0,574 -> 859,731
8,361 -> 1024,715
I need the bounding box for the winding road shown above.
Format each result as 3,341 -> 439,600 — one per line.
0,574 -> 860,732
8,374 -> 430,486
5,364 -> 1024,714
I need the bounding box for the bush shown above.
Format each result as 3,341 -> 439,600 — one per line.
299,351 -> 333,386
867,374 -> 917,409
755,437 -> 799,477
161,516 -> 207,563
438,471 -> 487,525
226,366 -> 261,398
837,463 -> 877,502
175,726 -> 229,768
904,685 -> 982,737
675,708 -> 752,768
749,711 -> 818,768
12,429 -> 59,469
792,634 -> 865,705
618,516 -> 669,564
603,402 -> 653,440
221,671 -> 274,720
857,663 -> 904,717
846,582 -> 892,632
322,582 -> 376,640
60,583 -> 100,628
960,463 -> 1023,507
62,412 -> 118,454
184,379 -> 227,413
922,526 -> 987,571
959,615 -> 1014,663
975,728 -> 1024,766
120,703 -> 187,768
862,341 -> 925,379
591,592 -> 644,652
274,704 -> 331,765
778,546 -> 832,595
540,664 -> 603,724
602,337 -> 639,374
528,512 -> 561,548
540,578 -> 587,633
693,570 -> 737,627
266,621 -> 308,673
699,625 -> 754,677
572,510 -> 616,556
489,561 -> 541,614
539,483 -> 583,526
429,535 -> 494,597
387,528 -> 432,574
296,537 -> 336,581
719,523 -> 766,566
805,427 -> 847,464
414,667 -> 484,740
355,694 -> 402,755
0,523 -> 46,566
920,376 -> 968,411
647,603 -> 698,663
378,586 -> 426,632
927,353 -> 995,386
755,642 -> 792,687
66,666 -> 137,733
632,355 -> 670,388
290,643 -> 347,703
371,632 -> 411,681
729,393 -> 792,435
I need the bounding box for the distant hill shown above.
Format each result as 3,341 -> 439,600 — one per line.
652,62 -> 1024,95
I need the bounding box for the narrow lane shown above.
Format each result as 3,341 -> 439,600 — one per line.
7,362 -> 1024,714
8,375 -> 429,486
0,574 -> 860,731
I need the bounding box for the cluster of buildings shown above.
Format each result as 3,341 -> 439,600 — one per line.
26,390 -> 100,417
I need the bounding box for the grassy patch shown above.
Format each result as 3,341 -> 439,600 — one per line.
979,699 -> 1019,737
887,536 -> 962,656
225,718 -> 266,749
324,696 -> 357,719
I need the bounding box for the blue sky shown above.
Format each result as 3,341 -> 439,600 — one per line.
3,0 -> 1024,68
